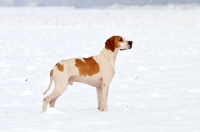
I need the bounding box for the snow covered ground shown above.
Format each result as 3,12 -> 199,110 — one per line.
0,6 -> 200,132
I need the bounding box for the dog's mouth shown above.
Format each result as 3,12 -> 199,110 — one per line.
120,49 -> 127,51
120,46 -> 132,51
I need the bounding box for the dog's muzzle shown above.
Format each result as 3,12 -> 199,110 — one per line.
128,41 -> 132,49
120,41 -> 133,51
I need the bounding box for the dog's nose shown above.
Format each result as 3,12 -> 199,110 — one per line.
128,41 -> 132,46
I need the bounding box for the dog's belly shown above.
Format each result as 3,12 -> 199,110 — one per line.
68,76 -> 102,88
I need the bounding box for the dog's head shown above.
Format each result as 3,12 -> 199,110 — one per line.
105,36 -> 132,52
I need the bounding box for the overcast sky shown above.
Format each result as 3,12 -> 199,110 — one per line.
0,0 -> 199,7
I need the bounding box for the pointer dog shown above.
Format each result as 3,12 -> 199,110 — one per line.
42,36 -> 132,112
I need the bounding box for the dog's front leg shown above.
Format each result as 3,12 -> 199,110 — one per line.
99,84 -> 109,111
96,87 -> 102,110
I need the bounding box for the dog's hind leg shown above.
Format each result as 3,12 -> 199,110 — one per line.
42,90 -> 58,113
49,95 -> 60,108
42,78 -> 68,113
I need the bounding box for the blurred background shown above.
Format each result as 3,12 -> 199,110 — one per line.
0,0 -> 199,8
0,0 -> 200,132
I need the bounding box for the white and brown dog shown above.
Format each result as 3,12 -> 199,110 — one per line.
42,36 -> 132,112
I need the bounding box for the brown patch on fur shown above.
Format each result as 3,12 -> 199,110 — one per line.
50,70 -> 53,76
105,36 -> 122,52
75,57 -> 100,76
55,63 -> 64,72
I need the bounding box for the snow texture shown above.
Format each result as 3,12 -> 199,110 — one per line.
0,6 -> 200,132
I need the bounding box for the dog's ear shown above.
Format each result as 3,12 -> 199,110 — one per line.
105,36 -> 121,52
105,36 -> 115,52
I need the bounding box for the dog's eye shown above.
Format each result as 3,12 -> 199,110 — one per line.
119,38 -> 123,42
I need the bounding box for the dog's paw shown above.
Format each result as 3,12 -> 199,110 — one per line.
98,108 -> 107,112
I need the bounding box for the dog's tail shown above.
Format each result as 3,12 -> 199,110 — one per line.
43,69 -> 54,95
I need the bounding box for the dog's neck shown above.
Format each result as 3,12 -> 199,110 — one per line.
100,47 -> 119,65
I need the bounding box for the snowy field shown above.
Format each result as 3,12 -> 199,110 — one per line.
0,6 -> 200,132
